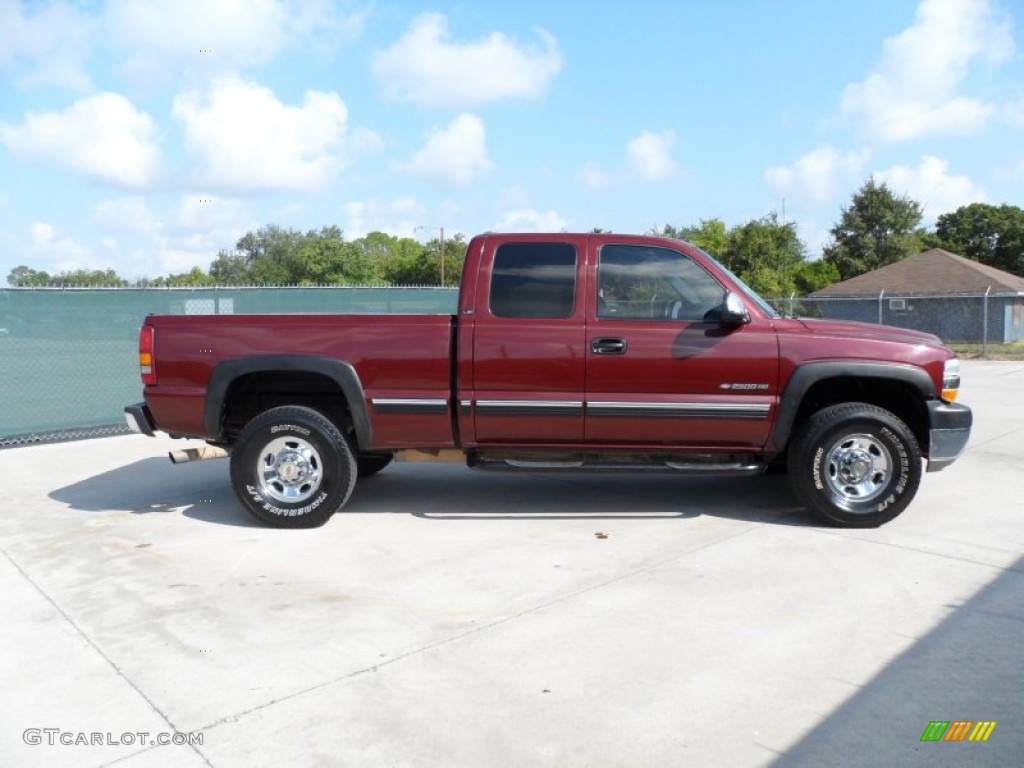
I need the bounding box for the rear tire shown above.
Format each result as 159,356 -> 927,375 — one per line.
230,405 -> 356,528
788,402 -> 921,527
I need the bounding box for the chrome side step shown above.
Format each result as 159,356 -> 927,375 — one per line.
468,454 -> 765,476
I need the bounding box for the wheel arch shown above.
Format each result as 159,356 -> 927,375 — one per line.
773,362 -> 935,455
205,355 -> 372,448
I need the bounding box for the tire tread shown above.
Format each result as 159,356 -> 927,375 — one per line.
230,405 -> 356,528
788,402 -> 922,528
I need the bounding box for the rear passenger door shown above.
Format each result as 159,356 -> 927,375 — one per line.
468,237 -> 587,443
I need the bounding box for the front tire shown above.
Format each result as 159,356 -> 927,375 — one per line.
230,405 -> 357,528
788,403 -> 922,527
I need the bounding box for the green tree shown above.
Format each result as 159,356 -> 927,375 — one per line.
377,232 -> 468,286
6,265 -> 52,286
653,219 -> 729,259
792,259 -> 841,294
823,178 -> 925,280
935,203 -> 1024,276
152,267 -> 215,287
45,269 -> 129,287
382,235 -> 437,285
230,224 -> 305,284
281,226 -> 350,285
209,250 -> 251,284
435,233 -> 467,287
356,231 -> 409,284
652,215 -> 823,296
721,213 -> 805,295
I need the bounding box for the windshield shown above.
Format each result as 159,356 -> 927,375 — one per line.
693,247 -> 782,318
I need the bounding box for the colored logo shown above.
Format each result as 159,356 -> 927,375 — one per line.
920,721 -> 997,742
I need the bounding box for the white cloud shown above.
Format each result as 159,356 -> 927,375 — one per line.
344,198 -> 427,239
401,114 -> 493,186
840,0 -> 1014,142
765,146 -> 871,203
89,194 -> 258,278
876,155 -> 986,221
272,202 -> 306,221
580,162 -> 611,191
0,93 -> 160,187
372,12 -> 563,107
498,185 -> 531,208
172,76 -> 353,190
105,0 -> 355,82
24,222 -> 94,274
1005,100 -> 1024,128
149,197 -> 256,276
173,195 -> 254,234
0,1 -> 96,90
0,1 -> 362,91
626,130 -> 678,181
795,220 -> 835,259
91,197 -> 161,235
105,0 -> 283,71
495,208 -> 568,232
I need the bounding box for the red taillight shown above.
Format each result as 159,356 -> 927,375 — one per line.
139,324 -> 156,385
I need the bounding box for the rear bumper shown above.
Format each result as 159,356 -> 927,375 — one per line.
926,400 -> 972,472
124,402 -> 157,437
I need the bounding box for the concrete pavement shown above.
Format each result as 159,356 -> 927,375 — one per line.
1,361 -> 1021,767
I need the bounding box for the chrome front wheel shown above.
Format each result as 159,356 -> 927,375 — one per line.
824,433 -> 891,504
789,403 -> 922,527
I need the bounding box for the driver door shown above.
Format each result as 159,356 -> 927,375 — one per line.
585,242 -> 778,448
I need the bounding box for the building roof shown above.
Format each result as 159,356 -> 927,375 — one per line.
811,248 -> 1024,296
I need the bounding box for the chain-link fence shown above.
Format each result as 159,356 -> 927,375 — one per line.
765,291 -> 1024,349
0,286 -> 458,447
4,286 -> 1021,447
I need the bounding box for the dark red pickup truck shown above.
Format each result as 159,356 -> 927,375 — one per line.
125,233 -> 971,528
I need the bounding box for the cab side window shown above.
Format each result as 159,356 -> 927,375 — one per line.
490,242 -> 577,319
598,244 -> 725,321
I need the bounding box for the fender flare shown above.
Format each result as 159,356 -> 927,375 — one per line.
204,355 -> 372,448
772,361 -> 936,450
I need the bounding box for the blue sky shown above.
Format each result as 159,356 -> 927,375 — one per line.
1,0 -> 1022,283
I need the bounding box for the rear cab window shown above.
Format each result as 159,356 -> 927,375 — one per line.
489,242 -> 578,319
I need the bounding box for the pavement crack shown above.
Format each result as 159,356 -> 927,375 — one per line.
965,428 -> 1024,448
0,547 -> 214,768
197,520 -> 766,733
806,529 -> 1024,574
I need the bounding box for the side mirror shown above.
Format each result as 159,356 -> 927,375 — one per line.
719,291 -> 751,326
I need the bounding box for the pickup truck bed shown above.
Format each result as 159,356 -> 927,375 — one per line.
142,313 -> 454,448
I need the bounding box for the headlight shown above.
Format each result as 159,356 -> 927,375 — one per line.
942,358 -> 960,401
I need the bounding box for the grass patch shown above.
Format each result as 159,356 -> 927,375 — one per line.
949,340 -> 1024,360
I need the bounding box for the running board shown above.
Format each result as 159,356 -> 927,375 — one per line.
468,455 -> 765,476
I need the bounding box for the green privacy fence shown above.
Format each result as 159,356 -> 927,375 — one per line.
0,286 -> 459,447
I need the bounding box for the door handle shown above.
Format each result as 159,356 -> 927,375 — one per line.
591,337 -> 628,355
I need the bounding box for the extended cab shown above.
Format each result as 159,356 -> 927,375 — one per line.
125,233 -> 972,528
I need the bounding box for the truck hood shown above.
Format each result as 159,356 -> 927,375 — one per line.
794,317 -> 945,347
